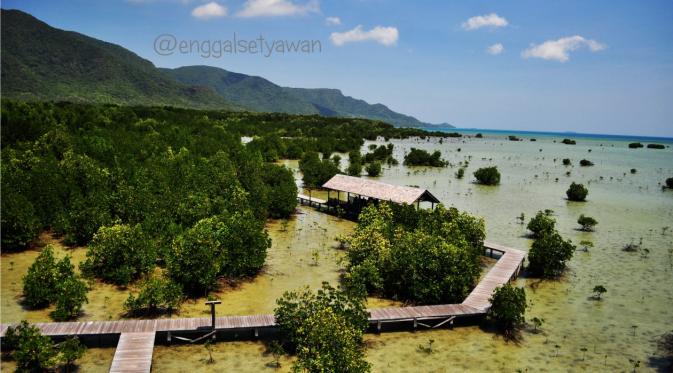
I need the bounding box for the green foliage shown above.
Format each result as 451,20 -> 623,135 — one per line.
566,182 -> 589,201
488,283 -> 526,332
22,246 -> 60,308
80,224 -> 155,285
23,246 -> 88,320
4,322 -> 87,372
52,258 -> 89,321
403,148 -> 448,167
473,166 -> 501,185
577,215 -> 598,231
343,204 -> 484,304
667,178 -> 673,189
262,164 -> 298,218
124,276 -> 183,315
365,162 -> 382,177
4,321 -> 59,371
562,158 -> 571,166
527,211 -> 556,238
58,337 -> 86,370
299,152 -> 340,187
0,187 -> 41,250
647,143 -> 665,149
628,142 -> 644,149
579,159 -> 594,167
274,283 -> 370,373
347,150 -> 363,176
455,167 -> 465,179
592,285 -> 607,300
167,213 -> 270,295
363,144 -> 395,165
561,139 -> 576,145
528,231 -> 576,278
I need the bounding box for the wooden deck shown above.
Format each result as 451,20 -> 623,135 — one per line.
109,332 -> 155,373
463,242 -> 526,311
297,193 -> 327,207
0,242 -> 524,372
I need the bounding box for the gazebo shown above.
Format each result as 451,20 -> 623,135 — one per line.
321,174 -> 440,210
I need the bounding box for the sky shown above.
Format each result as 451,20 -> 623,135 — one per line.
3,0 -> 673,136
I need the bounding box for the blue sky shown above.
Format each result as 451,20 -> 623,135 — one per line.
4,0 -> 673,136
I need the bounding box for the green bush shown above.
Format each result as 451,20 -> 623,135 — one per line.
577,214 -> 598,231
124,276 -> 183,316
455,167 -> 465,179
667,178 -> 673,189
528,231 -> 576,278
299,152 -> 340,187
0,188 -> 41,250
403,148 -> 448,167
347,150 -> 363,176
647,144 -> 665,149
167,218 -> 223,295
23,246 -> 88,320
80,224 -> 155,285
23,246 -> 60,308
566,182 -> 589,201
52,258 -> 89,321
58,337 -> 87,370
167,213 -> 270,295
262,164 -> 298,218
562,158 -> 571,166
561,139 -> 576,145
628,142 -> 643,149
365,162 -> 382,177
527,211 -> 556,238
343,204 -> 484,304
488,283 -> 526,333
274,283 -> 370,373
579,159 -> 594,167
4,321 -> 86,372
473,166 -> 501,185
4,321 -> 59,371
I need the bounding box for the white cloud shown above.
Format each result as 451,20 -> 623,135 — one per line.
236,0 -> 319,17
330,25 -> 399,47
522,35 -> 606,62
325,16 -> 341,26
487,43 -> 504,55
191,2 -> 228,19
462,13 -> 508,30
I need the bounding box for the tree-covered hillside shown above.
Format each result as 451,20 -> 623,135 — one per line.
1,9 -> 236,109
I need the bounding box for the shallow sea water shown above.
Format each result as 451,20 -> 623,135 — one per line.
2,135 -> 672,372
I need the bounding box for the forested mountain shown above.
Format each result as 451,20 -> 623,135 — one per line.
0,9 -> 237,109
164,66 -> 445,128
2,9 -> 452,128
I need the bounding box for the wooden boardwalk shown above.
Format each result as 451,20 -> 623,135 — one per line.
109,332 -> 155,373
0,243 -> 523,372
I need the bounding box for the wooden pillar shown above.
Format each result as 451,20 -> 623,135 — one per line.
206,300 -> 221,340
377,320 -> 381,333
413,318 -> 418,330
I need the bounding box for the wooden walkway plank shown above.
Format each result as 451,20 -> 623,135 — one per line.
109,332 -> 155,373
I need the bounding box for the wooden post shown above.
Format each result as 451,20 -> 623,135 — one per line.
413,318 -> 418,330
377,320 -> 381,333
205,300 -> 221,340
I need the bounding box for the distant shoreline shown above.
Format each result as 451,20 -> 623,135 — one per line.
423,126 -> 673,142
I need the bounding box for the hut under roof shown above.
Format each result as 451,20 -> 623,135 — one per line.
322,174 -> 440,206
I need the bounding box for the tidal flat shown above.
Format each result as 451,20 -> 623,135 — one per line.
2,134 -> 672,372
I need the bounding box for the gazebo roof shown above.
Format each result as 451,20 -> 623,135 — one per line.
322,174 -> 440,205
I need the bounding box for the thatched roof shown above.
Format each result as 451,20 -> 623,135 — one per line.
322,174 -> 440,205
